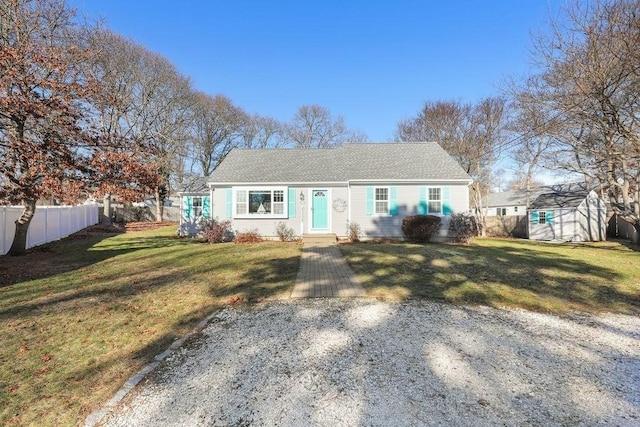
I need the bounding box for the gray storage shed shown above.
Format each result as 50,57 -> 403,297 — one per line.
528,190 -> 607,242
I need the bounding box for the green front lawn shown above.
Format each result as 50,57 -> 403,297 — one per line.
3,228 -> 638,426
0,226 -> 301,426
340,238 -> 640,314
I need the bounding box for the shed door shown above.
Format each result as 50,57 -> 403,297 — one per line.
312,190 -> 328,229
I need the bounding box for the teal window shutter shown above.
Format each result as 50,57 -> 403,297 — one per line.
530,211 -> 539,223
226,188 -> 233,218
546,210 -> 553,225
184,196 -> 192,218
418,187 -> 427,215
442,186 -> 452,215
366,186 -> 374,216
202,196 -> 211,218
389,186 -> 398,215
288,188 -> 296,218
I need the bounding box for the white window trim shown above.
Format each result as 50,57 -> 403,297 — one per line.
233,186 -> 288,219
427,186 -> 442,215
192,196 -> 203,218
538,211 -> 547,225
374,186 -> 391,216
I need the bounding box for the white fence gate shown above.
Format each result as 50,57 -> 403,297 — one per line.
1,205 -> 99,255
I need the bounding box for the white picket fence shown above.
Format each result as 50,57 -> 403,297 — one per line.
1,204 -> 99,255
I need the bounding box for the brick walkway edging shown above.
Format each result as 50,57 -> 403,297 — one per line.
84,311 -> 219,427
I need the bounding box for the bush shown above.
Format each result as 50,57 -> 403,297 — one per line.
346,221 -> 362,242
176,217 -> 235,241
275,222 -> 297,242
234,230 -> 263,244
401,215 -> 441,243
200,217 -> 234,243
448,213 -> 478,244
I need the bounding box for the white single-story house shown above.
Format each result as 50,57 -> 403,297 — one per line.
179,143 -> 472,240
528,189 -> 607,242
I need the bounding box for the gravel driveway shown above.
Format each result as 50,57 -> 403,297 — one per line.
100,299 -> 640,426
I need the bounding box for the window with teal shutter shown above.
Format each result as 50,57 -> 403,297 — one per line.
389,186 -> 398,215
225,188 -> 233,218
288,188 -> 296,218
530,211 -> 539,223
442,186 -> 452,215
418,187 -> 427,214
183,196 -> 192,219
202,196 -> 211,218
366,186 -> 374,215
546,210 -> 553,225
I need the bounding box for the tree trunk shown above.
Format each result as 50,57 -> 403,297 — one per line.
8,199 -> 37,256
103,193 -> 112,225
155,187 -> 164,222
633,221 -> 640,246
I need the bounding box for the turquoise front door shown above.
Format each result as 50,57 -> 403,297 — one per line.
312,190 -> 328,229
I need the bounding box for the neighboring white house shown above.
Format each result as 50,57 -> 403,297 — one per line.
179,143 -> 473,240
484,189 -> 530,217
528,189 -> 607,242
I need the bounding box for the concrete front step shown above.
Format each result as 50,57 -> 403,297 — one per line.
303,233 -> 337,244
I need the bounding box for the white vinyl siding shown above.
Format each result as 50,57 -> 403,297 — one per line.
351,183 -> 469,240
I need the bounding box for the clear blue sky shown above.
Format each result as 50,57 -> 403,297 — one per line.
70,0 -> 563,142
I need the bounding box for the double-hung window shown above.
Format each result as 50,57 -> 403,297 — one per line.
428,188 -> 441,214
192,197 -> 203,217
375,187 -> 389,214
234,187 -> 287,218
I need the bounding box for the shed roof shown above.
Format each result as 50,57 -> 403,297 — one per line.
208,142 -> 471,184
179,176 -> 210,193
529,191 -> 590,209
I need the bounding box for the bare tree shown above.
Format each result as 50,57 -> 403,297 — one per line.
190,93 -> 248,176
285,104 -> 368,148
521,0 -> 640,240
396,98 -> 507,232
240,114 -> 287,149
88,30 -> 193,221
506,81 -> 560,205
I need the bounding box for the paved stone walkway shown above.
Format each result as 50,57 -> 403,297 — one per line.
290,242 -> 366,298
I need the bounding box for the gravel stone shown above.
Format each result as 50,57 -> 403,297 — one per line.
99,299 -> 640,426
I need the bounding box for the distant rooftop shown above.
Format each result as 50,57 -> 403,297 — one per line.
486,182 -> 593,208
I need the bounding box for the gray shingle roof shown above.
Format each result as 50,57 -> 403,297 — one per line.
486,182 -> 592,208
530,191 -> 590,209
179,176 -> 210,193
209,142 -> 471,183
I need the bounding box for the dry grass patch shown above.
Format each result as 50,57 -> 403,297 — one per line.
0,226 -> 301,426
340,238 -> 640,314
